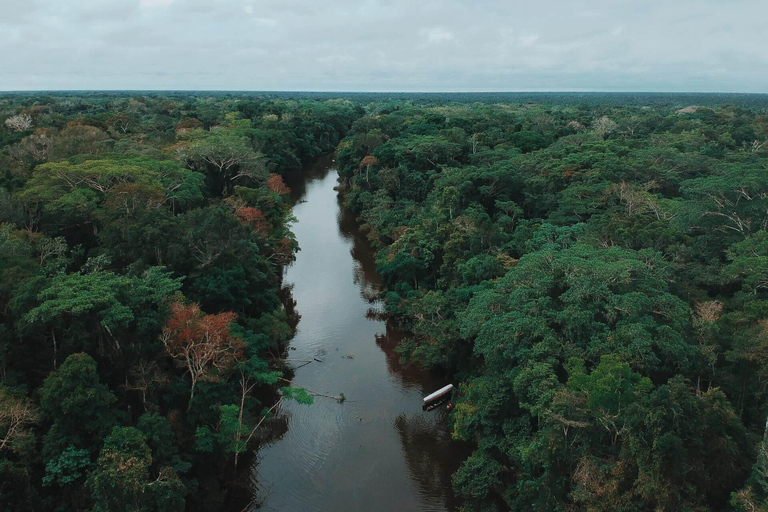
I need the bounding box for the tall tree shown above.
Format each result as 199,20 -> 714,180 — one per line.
161,302 -> 246,406
39,353 -> 118,459
87,426 -> 185,512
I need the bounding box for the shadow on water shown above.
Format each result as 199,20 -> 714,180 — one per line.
252,155 -> 472,512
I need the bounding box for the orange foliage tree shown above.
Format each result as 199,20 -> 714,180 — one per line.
235,207 -> 271,236
175,118 -> 202,134
161,302 -> 245,406
359,155 -> 378,185
267,173 -> 290,195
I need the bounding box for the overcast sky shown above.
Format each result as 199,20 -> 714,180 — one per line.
1,0 -> 766,92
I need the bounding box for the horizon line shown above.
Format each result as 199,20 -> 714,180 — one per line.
1,89 -> 767,95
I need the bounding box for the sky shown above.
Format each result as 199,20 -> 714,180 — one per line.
1,0 -> 766,92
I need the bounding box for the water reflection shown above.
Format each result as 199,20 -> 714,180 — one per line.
394,412 -> 466,512
254,156 -> 470,511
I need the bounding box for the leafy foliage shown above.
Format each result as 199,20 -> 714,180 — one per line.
3,91 -> 768,511
336,97 -> 768,511
0,93 -> 357,511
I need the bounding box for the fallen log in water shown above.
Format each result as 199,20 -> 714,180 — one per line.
269,358 -> 314,370
278,377 -> 346,402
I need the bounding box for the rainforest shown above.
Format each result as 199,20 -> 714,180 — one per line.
2,92 -> 768,512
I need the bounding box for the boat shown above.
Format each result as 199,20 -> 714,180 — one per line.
423,384 -> 453,405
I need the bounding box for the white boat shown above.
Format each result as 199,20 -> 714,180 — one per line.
423,384 -> 454,403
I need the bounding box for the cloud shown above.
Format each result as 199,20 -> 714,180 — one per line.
139,0 -> 174,7
0,0 -> 766,92
421,27 -> 455,44
518,34 -> 540,47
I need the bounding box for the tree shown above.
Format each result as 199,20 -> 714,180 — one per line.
51,124 -> 110,159
0,386 -> 37,453
359,155 -> 379,185
166,204 -> 282,312
161,302 -> 246,406
175,118 -> 202,134
236,207 -> 271,236
18,156 -> 204,232
452,449 -> 502,500
136,413 -> 183,472
733,437 -> 768,512
195,404 -> 247,456
4,114 -> 33,132
125,361 -> 168,411
7,132 -> 52,170
508,130 -> 548,153
39,353 -> 118,458
593,115 -> 618,138
452,244 -> 697,508
42,445 -> 91,488
375,135 -> 462,171
87,426 -> 185,512
726,231 -> 768,294
266,173 -> 290,195
680,165 -> 768,239
179,132 -> 268,196
457,254 -> 505,285
754,115 -> 768,140
24,267 -> 182,365
105,114 -> 135,134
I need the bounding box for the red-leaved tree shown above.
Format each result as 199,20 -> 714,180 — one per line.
235,207 -> 271,236
267,173 -> 290,195
161,302 -> 245,407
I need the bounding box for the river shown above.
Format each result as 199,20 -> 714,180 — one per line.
252,155 -> 470,511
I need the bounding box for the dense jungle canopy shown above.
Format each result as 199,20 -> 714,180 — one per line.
2,92 -> 768,512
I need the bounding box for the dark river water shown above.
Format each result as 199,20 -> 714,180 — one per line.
252,156 -> 470,511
